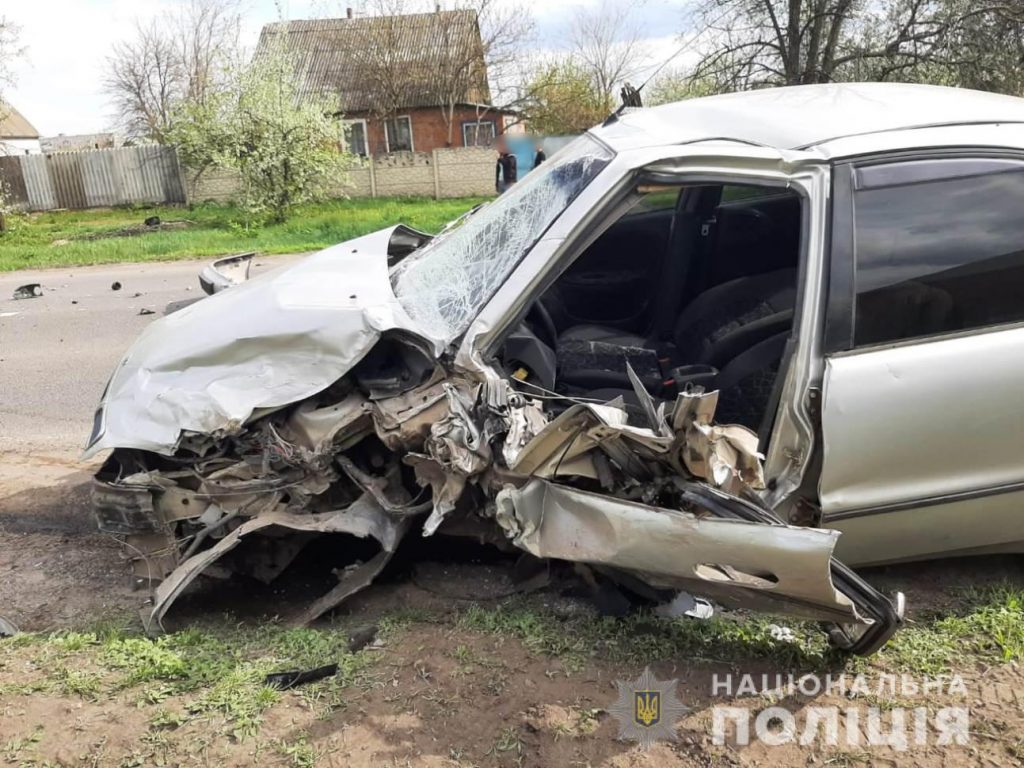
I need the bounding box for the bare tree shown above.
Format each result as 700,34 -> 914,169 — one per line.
0,16 -> 22,99
512,1 -> 648,133
0,17 -> 24,229
568,0 -> 649,113
173,0 -> 243,105
687,0 -> 1024,90
106,22 -> 184,141
105,0 -> 241,141
430,0 -> 534,145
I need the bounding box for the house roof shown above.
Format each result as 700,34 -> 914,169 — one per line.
259,11 -> 491,114
0,101 -> 39,140
596,83 -> 1024,153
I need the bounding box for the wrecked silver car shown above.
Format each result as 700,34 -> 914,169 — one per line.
91,81 -> 1024,655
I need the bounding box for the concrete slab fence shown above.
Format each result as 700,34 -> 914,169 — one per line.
186,147 -> 496,204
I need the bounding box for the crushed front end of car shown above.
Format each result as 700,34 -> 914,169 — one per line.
85,162 -> 901,654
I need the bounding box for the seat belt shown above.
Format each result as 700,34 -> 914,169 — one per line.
651,210 -> 700,345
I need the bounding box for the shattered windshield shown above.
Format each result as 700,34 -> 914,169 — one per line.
390,135 -> 613,342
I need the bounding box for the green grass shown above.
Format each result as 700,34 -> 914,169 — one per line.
2,582 -> 1022,751
458,598 -> 837,673
0,619 -> 384,739
873,583 -> 1024,674
459,582 -> 1024,675
0,196 -> 486,272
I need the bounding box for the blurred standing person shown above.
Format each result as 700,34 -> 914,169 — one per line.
532,139 -> 546,169
495,136 -> 518,193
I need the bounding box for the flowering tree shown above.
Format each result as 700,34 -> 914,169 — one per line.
169,41 -> 352,223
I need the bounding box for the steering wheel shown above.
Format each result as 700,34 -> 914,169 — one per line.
526,299 -> 558,350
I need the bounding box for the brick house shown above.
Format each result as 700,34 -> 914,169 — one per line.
258,10 -> 518,156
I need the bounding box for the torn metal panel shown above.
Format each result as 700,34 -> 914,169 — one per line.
672,391 -> 766,492
370,377 -> 451,451
496,479 -> 863,624
290,548 -> 394,627
143,493 -> 409,634
198,252 -> 254,295
403,382 -> 494,536
404,452 -> 468,536
337,455 -> 431,515
506,389 -> 764,493
280,392 -> 372,453
125,532 -> 179,582
499,394 -> 547,468
93,478 -> 162,534
425,383 -> 491,477
154,486 -> 210,523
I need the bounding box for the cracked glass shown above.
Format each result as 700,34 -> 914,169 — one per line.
390,135 -> 613,342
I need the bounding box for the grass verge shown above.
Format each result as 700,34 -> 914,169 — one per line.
458,582 -> 1024,676
1,583 -> 1021,755
0,618 -> 394,740
0,196 -> 485,272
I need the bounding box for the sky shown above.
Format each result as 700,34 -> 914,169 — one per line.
5,0 -> 693,137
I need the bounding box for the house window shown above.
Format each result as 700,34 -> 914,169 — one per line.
384,116 -> 413,152
461,119 -> 496,147
344,120 -> 368,156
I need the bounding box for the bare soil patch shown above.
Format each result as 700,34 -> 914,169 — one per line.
3,454 -> 1024,767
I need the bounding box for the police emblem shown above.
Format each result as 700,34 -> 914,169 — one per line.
635,690 -> 661,727
609,668 -> 688,749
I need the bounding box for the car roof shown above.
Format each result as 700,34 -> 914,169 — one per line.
593,83 -> 1024,153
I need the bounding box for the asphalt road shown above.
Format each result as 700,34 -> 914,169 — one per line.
0,256 -> 298,457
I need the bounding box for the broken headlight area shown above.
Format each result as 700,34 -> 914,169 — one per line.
91,362 -> 901,654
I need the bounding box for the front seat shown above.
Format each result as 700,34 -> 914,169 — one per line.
555,324 -> 647,348
673,268 -> 797,365
555,212 -> 705,352
557,267 -> 798,392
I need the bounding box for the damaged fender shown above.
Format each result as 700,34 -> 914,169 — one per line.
496,480 -> 901,654
144,493 -> 409,634
84,225 -> 440,458
498,480 -> 851,622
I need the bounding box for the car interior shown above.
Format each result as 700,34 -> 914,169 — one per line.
498,181 -> 804,438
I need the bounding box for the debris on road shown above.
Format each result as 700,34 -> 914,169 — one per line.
12,283 -> 42,300
163,298 -> 202,315
111,281 -> 122,291
138,308 -> 155,315
198,252 -> 256,295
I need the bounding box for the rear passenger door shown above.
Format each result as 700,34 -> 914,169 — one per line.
819,154 -> 1024,565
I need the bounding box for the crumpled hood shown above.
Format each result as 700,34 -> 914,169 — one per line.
84,226 -> 442,459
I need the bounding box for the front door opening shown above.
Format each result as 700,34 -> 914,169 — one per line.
497,181 -> 804,440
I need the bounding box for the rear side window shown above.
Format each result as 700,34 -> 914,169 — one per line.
852,164 -> 1024,346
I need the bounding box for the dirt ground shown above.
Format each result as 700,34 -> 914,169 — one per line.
3,451 -> 1024,767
